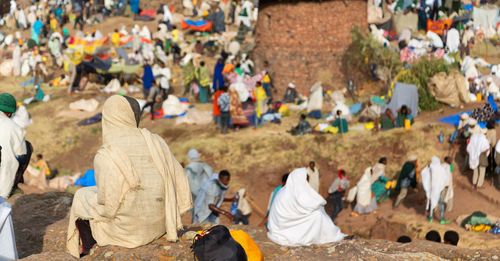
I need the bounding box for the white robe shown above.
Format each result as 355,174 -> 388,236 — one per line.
467,134 -> 490,169
446,28 -> 460,53
306,82 -> 323,113
12,105 -> 33,129
268,168 -> 345,246
0,112 -> 27,198
12,45 -> 21,76
421,157 -> 448,214
0,197 -> 18,260
17,9 -> 27,29
353,168 -> 372,208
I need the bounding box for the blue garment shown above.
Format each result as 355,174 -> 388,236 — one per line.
31,20 -> 43,44
74,169 -> 96,186
193,174 -> 228,224
488,94 -> 498,112
35,88 -> 44,101
212,62 -> 224,91
130,0 -> 140,14
142,65 -> 155,90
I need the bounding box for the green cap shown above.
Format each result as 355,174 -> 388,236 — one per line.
0,93 -> 17,113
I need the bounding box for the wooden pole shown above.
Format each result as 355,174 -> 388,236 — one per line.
416,162 -> 422,204
245,196 -> 266,217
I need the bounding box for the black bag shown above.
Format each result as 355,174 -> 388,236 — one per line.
191,225 -> 247,261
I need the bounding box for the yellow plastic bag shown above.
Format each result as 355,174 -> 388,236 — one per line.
278,105 -> 289,117
404,119 -> 411,130
365,122 -> 375,130
230,230 -> 264,261
324,126 -> 338,134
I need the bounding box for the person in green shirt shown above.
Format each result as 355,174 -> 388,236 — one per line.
381,108 -> 396,130
332,110 -> 348,134
396,105 -> 414,128
195,61 -> 211,104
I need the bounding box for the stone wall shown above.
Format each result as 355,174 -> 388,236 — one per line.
253,0 -> 368,95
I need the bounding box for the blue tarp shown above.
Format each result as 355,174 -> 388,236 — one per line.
74,169 -> 96,187
437,95 -> 499,128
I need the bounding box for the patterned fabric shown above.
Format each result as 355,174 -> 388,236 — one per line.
470,103 -> 495,123
229,86 -> 250,126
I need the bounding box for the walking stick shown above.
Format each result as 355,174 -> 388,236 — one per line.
416,162 -> 422,204
245,196 -> 266,217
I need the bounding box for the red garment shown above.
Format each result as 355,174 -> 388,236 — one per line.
213,90 -> 223,116
337,170 -> 348,192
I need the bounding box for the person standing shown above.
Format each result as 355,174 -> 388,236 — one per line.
0,93 -> 31,198
394,155 -> 418,208
328,170 -> 349,221
195,61 -> 211,104
217,86 -> 231,134
467,132 -> 490,189
307,161 -> 319,193
212,58 -> 225,92
350,168 -> 378,216
421,157 -> 449,223
142,61 -> 155,100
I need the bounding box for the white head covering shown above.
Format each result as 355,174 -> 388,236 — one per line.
408,154 -> 418,161
267,168 -> 345,246
188,149 -> 200,161
421,156 -> 448,214
460,113 -> 469,120
355,167 -> 373,207
467,134 -> 490,169
288,83 -> 295,89
468,118 -> 478,126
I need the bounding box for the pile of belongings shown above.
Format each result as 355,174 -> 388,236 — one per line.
458,211 -> 500,234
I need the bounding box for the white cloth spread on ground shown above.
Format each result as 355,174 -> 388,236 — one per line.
267,168 -> 345,246
307,167 -> 319,193
467,134 -> 490,169
421,157 -> 448,214
307,82 -> 323,113
66,96 -> 192,258
0,113 -> 26,198
0,197 -> 18,260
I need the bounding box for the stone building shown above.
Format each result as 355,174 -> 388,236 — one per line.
253,0 -> 367,95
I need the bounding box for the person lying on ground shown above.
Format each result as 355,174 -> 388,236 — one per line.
66,95 -> 192,258
267,168 -> 347,246
192,170 -> 235,223
288,114 -> 311,136
0,93 -> 31,198
259,173 -> 288,228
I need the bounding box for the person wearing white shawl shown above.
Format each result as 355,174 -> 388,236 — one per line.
0,196 -> 18,260
467,118 -> 482,136
12,43 -> 21,76
306,82 -> 323,117
268,168 -> 346,246
66,95 -> 192,258
9,0 -> 16,16
184,149 -> 213,203
371,157 -> 387,184
17,8 -> 27,30
466,133 -> 490,188
446,28 -> 460,53
162,5 -> 173,28
349,167 -> 378,216
421,157 -> 449,223
139,26 -> 151,40
120,25 -> 128,36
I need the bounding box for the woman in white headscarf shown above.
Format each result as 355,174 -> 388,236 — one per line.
267,168 -> 346,246
467,132 -> 490,188
421,157 -> 449,223
350,167 -> 378,216
66,95 -> 192,258
184,149 -> 214,202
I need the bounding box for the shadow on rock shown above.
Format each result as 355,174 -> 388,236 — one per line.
11,192 -> 73,258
